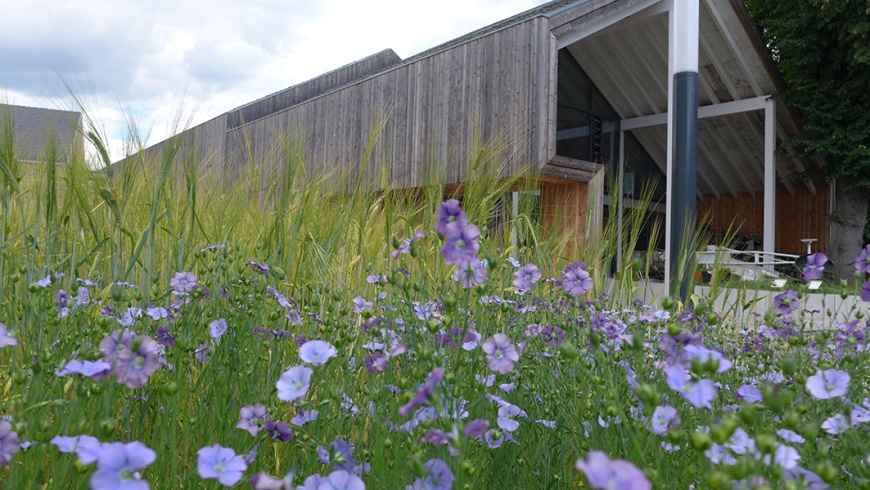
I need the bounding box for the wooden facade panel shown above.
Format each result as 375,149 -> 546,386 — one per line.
220,18 -> 550,193
697,185 -> 830,255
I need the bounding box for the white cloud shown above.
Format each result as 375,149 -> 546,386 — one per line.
1,0 -> 545,160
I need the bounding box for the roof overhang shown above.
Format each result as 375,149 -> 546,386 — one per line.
546,0 -> 815,198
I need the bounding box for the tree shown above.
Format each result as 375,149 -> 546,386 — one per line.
744,0 -> 870,279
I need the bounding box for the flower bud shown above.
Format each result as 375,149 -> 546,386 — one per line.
690,431 -> 712,451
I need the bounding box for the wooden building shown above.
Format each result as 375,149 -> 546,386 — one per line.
139,0 -> 830,264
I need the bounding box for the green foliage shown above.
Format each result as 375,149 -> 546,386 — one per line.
745,0 -> 870,189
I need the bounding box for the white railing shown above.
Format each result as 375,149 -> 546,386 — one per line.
696,246 -> 800,281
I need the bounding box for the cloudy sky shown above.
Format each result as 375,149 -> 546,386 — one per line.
2,0 -> 546,160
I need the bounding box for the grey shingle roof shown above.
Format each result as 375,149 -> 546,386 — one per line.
0,104 -> 82,164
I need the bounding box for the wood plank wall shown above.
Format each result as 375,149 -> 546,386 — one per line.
697,185 -> 830,255
222,17 -> 551,194
539,177 -> 590,257
225,50 -> 402,131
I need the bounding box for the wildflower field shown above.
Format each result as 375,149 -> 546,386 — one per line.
2,111 -> 870,489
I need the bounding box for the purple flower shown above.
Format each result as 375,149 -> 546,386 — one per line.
114,335 -> 161,389
276,366 -> 313,402
481,333 -> 519,375
209,319 -> 228,340
249,473 -> 295,490
399,367 -> 443,417
33,275 -> 52,288
736,384 -> 763,403
683,345 -> 732,373
155,326 -> 175,347
100,329 -> 134,365
774,290 -> 798,315
483,429 -> 504,449
352,296 -> 373,314
575,451 -> 651,490
440,221 -> 480,266
821,413 -> 850,435
236,404 -> 267,437
195,344 -> 212,364
664,365 -> 717,409
805,369 -> 850,400
56,359 -> 112,380
392,230 -> 425,259
648,406 -> 680,436
0,420 -> 21,467
263,418 -> 294,442
246,260 -> 270,276
513,263 -> 542,291
170,272 -> 198,293
90,441 -> 156,490
561,263 -> 593,297
855,245 -> 870,274
291,409 -> 319,427
197,444 -> 248,486
0,324 -> 18,348
497,404 -> 524,432
802,253 -> 828,281
409,459 -> 453,490
50,434 -> 103,463
463,419 -> 489,437
435,199 -> 468,236
319,470 -> 365,490
452,258 -> 488,288
298,340 -> 337,366
861,281 -> 870,303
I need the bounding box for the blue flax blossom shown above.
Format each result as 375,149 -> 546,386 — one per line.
821,413 -> 850,435
249,472 -> 296,490
56,359 -> 112,380
683,345 -> 732,373
320,470 -> 365,490
236,404 -> 268,437
352,296 -> 374,314
481,333 -> 519,375
560,262 -> 593,297
407,458 -> 453,490
276,366 -> 313,402
575,451 -> 651,490
114,335 -> 161,389
0,324 -> 18,348
463,419 -> 489,437
399,367 -> 444,417
802,253 -> 827,281
263,418 -> 294,442
291,409 -> 319,427
0,420 -> 21,467
664,365 -> 717,409
100,329 -> 134,365
298,340 -> 337,366
209,319 -> 228,340
452,258 -> 488,288
513,263 -> 542,291
805,369 -> 850,400
497,404 -> 526,432
861,281 -> 870,303
440,221 -> 480,266
90,441 -> 156,490
648,406 -> 680,436
774,290 -> 799,315
197,444 -> 248,487
246,260 -> 270,276
50,434 -> 103,464
392,230 -> 425,259
736,384 -> 763,403
435,199 -> 468,236
855,244 -> 870,274
33,275 -> 52,288
170,272 -> 197,293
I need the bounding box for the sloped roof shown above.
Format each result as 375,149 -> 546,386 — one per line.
0,104 -> 82,164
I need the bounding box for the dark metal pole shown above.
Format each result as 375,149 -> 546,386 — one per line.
669,72 -> 698,300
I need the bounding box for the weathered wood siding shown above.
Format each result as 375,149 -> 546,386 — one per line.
225,50 -> 402,131
137,114 -> 227,180
222,17 -> 551,193
697,185 -> 830,254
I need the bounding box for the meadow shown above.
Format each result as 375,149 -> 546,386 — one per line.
2,105 -> 870,489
